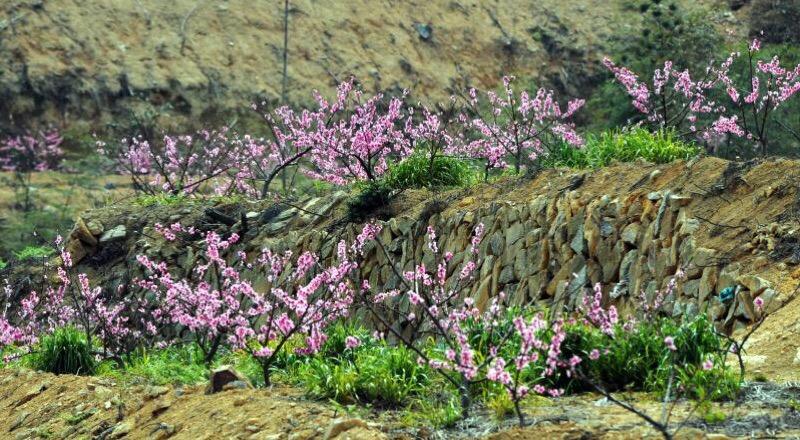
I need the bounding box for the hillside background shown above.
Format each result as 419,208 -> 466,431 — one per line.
0,0 -> 741,134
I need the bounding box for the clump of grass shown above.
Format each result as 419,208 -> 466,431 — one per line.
384,152 -> 477,190
295,340 -> 429,407
97,344 -> 208,385
556,313 -> 739,400
543,128 -> 700,169
346,152 -> 476,221
13,245 -> 55,261
28,327 -> 96,375
484,383 -> 516,421
402,393 -> 462,429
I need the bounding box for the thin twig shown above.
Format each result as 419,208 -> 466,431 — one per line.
281,0 -> 290,105
694,214 -> 748,230
180,1 -> 205,56
777,120 -> 800,143
581,376 -> 672,440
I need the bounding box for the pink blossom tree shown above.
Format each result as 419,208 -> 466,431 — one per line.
602,57 -> 722,135
605,37 -> 800,156
104,128 -> 246,196
136,223 -> 367,384
1,232 -> 210,365
244,104 -> 319,197
709,38 -> 800,155
454,76 -> 585,175
356,222 -> 524,417
304,79 -> 412,185
401,102 -> 463,176
0,129 -> 63,211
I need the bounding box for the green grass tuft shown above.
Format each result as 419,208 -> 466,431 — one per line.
543,128 -> 700,169
132,193 -> 188,207
384,152 -> 477,191
97,344 -> 208,386
28,327 -> 96,375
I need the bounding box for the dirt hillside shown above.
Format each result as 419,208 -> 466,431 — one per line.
0,0 -> 730,132
1,367 -> 798,439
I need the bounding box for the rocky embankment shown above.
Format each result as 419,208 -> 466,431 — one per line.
58,157 -> 800,380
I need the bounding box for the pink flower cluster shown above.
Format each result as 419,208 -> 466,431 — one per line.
0,129 -> 63,173
108,77 -> 585,197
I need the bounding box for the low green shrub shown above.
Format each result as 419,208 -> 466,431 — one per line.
402,393 -> 462,429
297,359 -> 361,403
317,321 -> 376,361
543,128 -> 700,169
346,152 -> 476,221
483,382 -> 516,421
557,313 -> 739,400
354,345 -> 429,406
132,193 -> 188,207
28,327 -> 96,375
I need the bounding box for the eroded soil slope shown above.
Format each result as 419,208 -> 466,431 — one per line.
0,0 -> 728,131
1,368 -> 799,439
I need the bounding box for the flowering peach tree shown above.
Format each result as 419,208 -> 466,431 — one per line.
0,129 -> 63,211
135,222 -> 369,384
455,76 -> 585,175
305,79 -> 412,185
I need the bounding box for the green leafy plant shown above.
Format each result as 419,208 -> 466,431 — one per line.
28,327 -> 96,375
353,345 -> 429,407
297,358 -> 361,403
557,313 -> 738,400
13,245 -> 55,261
296,342 -> 429,407
402,393 -> 462,429
697,399 -> 727,424
484,383 -> 516,421
317,322 -> 376,361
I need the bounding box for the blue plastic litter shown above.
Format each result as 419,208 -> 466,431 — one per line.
718,286 -> 736,302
